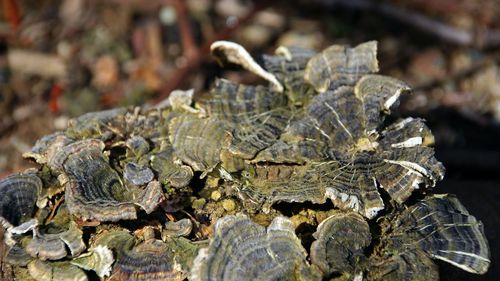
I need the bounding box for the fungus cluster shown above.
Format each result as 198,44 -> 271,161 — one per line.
0,41 -> 490,280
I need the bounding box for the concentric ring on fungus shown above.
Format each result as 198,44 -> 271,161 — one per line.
237,73 -> 444,218
0,172 -> 41,229
109,239 -> 185,281
190,214 -> 320,281
377,194 -> 491,275
310,212 -> 371,276
50,139 -> 164,222
26,221 -> 86,261
0,172 -> 41,243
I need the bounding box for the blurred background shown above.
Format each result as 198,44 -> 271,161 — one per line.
0,0 -> 498,280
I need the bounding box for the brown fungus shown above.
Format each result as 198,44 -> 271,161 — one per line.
262,46 -> 317,105
0,172 -> 41,244
304,41 -> 379,93
71,245 -> 114,278
26,221 -> 85,261
51,139 -> 164,222
108,239 -> 186,281
150,147 -> 194,188
310,211 -> 371,276
371,194 -> 490,280
198,79 -> 290,161
123,162 -> 154,186
191,214 -> 320,281
242,74 -> 444,218
28,259 -> 88,281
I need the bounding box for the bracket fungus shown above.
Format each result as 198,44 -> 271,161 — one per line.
163,218 -> 193,237
304,41 -> 379,93
26,221 -> 85,261
211,40 -> 284,92
123,162 -> 154,186
0,172 -> 41,256
150,147 -> 194,188
109,238 -> 193,281
199,78 -> 290,161
4,236 -> 33,266
0,172 -> 41,233
310,212 -> 371,276
0,40 -> 490,281
71,245 -> 114,278
28,259 -> 88,281
51,139 -> 164,221
373,194 -> 490,276
190,214 -> 320,281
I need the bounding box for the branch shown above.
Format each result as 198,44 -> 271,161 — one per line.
154,1 -> 270,104
317,0 -> 500,48
170,0 -> 198,60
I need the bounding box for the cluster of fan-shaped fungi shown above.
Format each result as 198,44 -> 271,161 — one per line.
0,41 -> 490,281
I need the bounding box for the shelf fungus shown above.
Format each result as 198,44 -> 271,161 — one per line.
92,229 -> 136,259
150,147 -> 194,188
0,172 -> 41,235
0,172 -> 41,261
123,162 -> 154,186
368,250 -> 439,281
109,238 -> 190,281
371,194 -> 491,278
210,41 -> 284,92
304,41 -> 379,93
64,108 -> 128,140
169,115 -> 231,175
239,75 -> 444,218
0,40 -> 491,280
262,46 -> 316,105
28,259 -> 88,281
191,214 -> 320,281
198,79 -> 290,161
71,245 -> 114,278
26,221 -> 85,260
4,236 -> 33,266
310,212 -> 371,276
163,218 -> 193,237
125,136 -> 150,158
51,139 -> 164,222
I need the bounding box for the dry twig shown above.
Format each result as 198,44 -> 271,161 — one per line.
155,1 -> 270,103
317,0 -> 500,48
